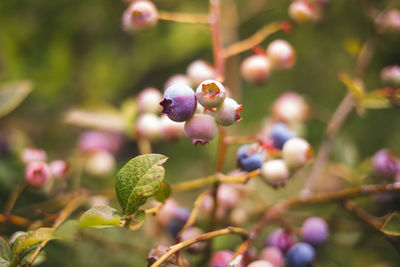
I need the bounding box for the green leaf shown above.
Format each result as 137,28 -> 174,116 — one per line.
53,220 -> 79,241
153,183 -> 171,203
115,154 -> 168,215
0,80 -> 33,118
338,73 -> 364,99
11,228 -> 55,255
361,91 -> 392,109
381,212 -> 400,237
78,206 -> 122,229
0,237 -> 13,267
129,210 -> 146,231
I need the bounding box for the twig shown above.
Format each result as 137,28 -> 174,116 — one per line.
224,135 -> 258,145
216,126 -> 227,173
150,226 -> 248,267
4,181 -> 26,213
342,200 -> 382,230
145,203 -> 164,215
0,214 -> 31,227
209,0 -> 225,81
158,11 -> 209,25
137,137 -> 152,155
223,22 -> 284,58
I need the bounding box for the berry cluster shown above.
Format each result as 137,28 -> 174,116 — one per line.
161,79 -> 242,145
210,217 -> 328,267
22,147 -> 68,187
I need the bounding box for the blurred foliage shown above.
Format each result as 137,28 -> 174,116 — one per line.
0,0 -> 400,266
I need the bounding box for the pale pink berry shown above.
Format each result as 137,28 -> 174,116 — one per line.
259,247 -> 284,267
266,40 -> 296,70
282,138 -> 312,169
78,131 -> 123,154
122,0 -> 159,31
381,65 -> 400,87
186,60 -> 216,86
375,9 -> 400,33
137,88 -> 163,114
155,199 -> 180,226
21,147 -> 47,164
184,114 -> 218,145
85,150 -> 115,176
289,1 -> 320,23
181,227 -> 206,252
247,260 -> 274,267
261,160 -> 290,186
240,55 -> 271,85
25,161 -> 51,187
196,80 -> 226,109
160,115 -> 185,141
272,92 -> 309,122
164,74 -> 192,90
135,113 -> 161,140
207,98 -> 243,126
49,160 -> 69,179
217,183 -> 240,209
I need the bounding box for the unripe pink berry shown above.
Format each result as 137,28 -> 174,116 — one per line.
78,131 -> 123,154
196,80 -> 226,108
261,160 -> 290,186
184,114 -> 218,145
155,199 -> 180,226
217,183 -> 240,209
230,207 -> 248,225
266,229 -> 296,252
266,40 -> 296,70
240,55 -> 271,85
259,247 -> 284,267
282,137 -> 312,169
247,260 -> 274,267
49,160 -> 69,179
137,88 -> 163,114
160,115 -> 185,141
381,65 -> 400,87
211,250 -> 242,267
147,245 -> 178,266
135,113 -> 161,140
272,92 -> 309,123
207,98 -> 242,126
375,9 -> 400,33
21,147 -> 47,164
164,74 -> 191,90
85,150 -> 115,176
181,227 -> 206,252
25,161 -> 51,187
186,60 -> 216,86
289,1 -> 319,23
122,0 -> 159,31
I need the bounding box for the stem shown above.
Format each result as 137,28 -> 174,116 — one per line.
137,137 -> 151,155
0,214 -> 31,227
150,226 -> 248,267
342,200 -> 382,230
145,203 -> 164,215
158,11 -> 209,24
224,135 -> 258,145
215,126 -> 227,173
223,22 -> 284,58
3,181 -> 26,213
209,0 -> 225,81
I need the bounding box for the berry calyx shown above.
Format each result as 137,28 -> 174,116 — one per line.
196,80 -> 226,109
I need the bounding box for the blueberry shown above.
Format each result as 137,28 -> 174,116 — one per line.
372,149 -> 399,178
166,208 -> 190,237
301,217 -> 328,246
237,144 -> 264,172
286,242 -> 315,267
160,84 -> 197,122
184,114 -> 218,145
270,123 -> 294,149
266,229 -> 296,252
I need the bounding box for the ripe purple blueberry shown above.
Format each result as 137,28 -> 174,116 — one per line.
372,149 -> 399,178
137,87 -> 163,114
266,229 -> 296,252
167,208 -> 190,237
207,98 -> 242,126
122,0 -> 159,31
240,55 -> 271,85
282,138 -> 312,169
301,217 -> 328,246
286,242 -> 315,267
266,40 -> 296,70
237,144 -> 265,172
381,65 -> 400,87
195,80 -> 226,109
160,84 -> 197,122
184,114 -> 218,145
270,123 -> 295,149
25,161 -> 51,187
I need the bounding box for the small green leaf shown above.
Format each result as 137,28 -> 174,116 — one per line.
12,228 -> 55,255
0,80 -> 33,118
129,210 -> 146,231
53,220 -> 79,241
381,212 -> 400,237
0,237 -> 13,267
361,91 -> 392,109
153,183 -> 171,203
79,206 -> 122,229
115,154 -> 168,215
338,73 -> 364,99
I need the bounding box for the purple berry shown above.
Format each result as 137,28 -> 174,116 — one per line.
147,245 -> 178,266
237,144 -> 265,172
122,0 -> 159,31
210,250 -> 238,267
196,80 -> 226,109
181,227 -> 206,252
286,242 -> 315,267
25,161 -> 51,187
167,208 -> 190,237
372,149 -> 399,178
266,229 -> 296,252
207,98 -> 243,126
259,247 -> 284,267
270,123 -> 295,149
301,217 -> 328,246
184,114 -> 218,145
160,84 -> 197,122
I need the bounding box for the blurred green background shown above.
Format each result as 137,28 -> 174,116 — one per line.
1,0 -> 400,266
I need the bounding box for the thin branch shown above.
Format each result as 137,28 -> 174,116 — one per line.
0,214 -> 31,227
223,22 -> 285,58
3,181 -> 26,213
342,200 -> 382,230
158,11 -> 209,24
216,126 -> 227,173
150,226 -> 248,267
224,135 -> 258,145
137,137 -> 152,155
209,0 -> 225,81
